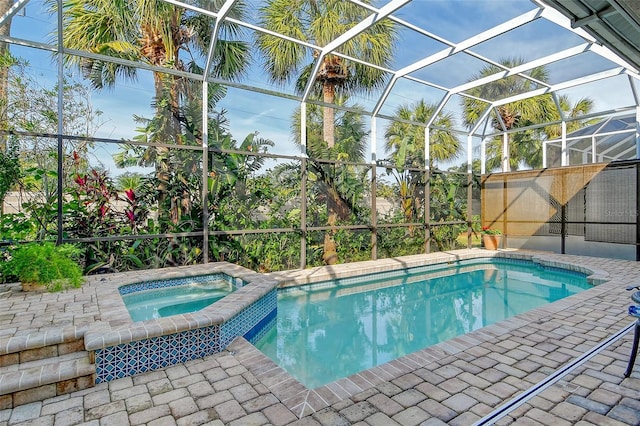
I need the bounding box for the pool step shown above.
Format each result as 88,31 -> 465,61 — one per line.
0,325 -> 90,364
0,350 -> 95,409
0,327 -> 95,409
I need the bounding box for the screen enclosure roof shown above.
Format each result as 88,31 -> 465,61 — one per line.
1,0 -> 639,142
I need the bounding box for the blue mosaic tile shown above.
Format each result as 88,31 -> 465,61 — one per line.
95,286 -> 277,383
96,323 -> 217,383
118,273 -> 232,295
220,289 -> 277,348
244,308 -> 276,344
95,287 -> 277,384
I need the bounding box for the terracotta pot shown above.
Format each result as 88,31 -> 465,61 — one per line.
483,234 -> 502,250
21,281 -> 47,292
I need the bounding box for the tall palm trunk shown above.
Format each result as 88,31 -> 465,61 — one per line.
318,55 -> 354,264
322,83 -> 335,148
321,79 -> 339,264
496,107 -> 516,172
142,21 -> 189,225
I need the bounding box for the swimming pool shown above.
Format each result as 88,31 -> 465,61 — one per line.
256,258 -> 593,389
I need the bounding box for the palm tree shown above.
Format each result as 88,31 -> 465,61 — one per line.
546,95 -> 594,137
477,97 -> 593,171
292,98 -> 368,213
256,0 -> 396,264
291,99 -> 369,264
57,0 -> 249,89
256,0 -> 396,148
385,100 -> 460,170
542,95 -> 594,167
384,100 -> 460,224
462,57 -> 558,171
53,0 -> 250,223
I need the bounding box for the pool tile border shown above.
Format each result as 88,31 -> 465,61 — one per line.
117,272 -> 232,295
267,250 -> 609,289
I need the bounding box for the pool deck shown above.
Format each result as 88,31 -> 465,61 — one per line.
2,249 -> 640,425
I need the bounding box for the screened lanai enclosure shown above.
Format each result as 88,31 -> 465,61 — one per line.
1,0 -> 640,275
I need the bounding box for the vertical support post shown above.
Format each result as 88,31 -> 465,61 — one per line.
56,0 -> 64,245
561,171 -> 566,254
561,204 -> 567,254
300,102 -> 307,269
467,134 -> 473,248
201,82 -> 209,263
502,174 -> 508,250
371,165 -> 377,260
542,141 -> 547,168
636,162 -> 640,261
300,157 -> 307,269
592,135 -> 597,164
425,127 -> 431,254
631,105 -> 640,260
561,121 -> 568,166
481,139 -> 486,174
636,106 -> 640,160
560,120 -> 569,254
502,132 -> 510,172
370,117 -> 377,260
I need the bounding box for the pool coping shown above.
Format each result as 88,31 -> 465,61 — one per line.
267,249 -> 610,288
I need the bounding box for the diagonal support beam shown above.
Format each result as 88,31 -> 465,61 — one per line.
373,7 -> 543,116
301,0 -> 410,101
491,67 -> 626,107
0,0 -> 29,28
449,43 -> 592,96
202,0 -> 238,79
395,8 -> 542,79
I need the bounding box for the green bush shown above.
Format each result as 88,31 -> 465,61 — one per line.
2,242 -> 84,291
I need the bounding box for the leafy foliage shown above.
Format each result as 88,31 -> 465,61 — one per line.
2,242 -> 83,291
54,0 -> 250,88
0,140 -> 20,208
0,22 -> 478,275
461,57 -> 593,171
385,100 -> 460,170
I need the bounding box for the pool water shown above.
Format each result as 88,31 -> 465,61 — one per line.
255,259 -> 591,389
122,279 -> 234,322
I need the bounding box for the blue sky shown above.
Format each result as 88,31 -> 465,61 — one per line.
6,0 -> 638,174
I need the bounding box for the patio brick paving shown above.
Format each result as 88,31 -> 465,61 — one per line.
1,250 -> 640,425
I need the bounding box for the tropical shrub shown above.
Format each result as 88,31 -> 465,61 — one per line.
2,242 -> 83,291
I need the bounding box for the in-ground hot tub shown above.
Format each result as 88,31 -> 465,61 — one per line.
85,262 -> 277,383
120,273 -> 238,322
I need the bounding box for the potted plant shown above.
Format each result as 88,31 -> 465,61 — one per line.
2,242 -> 84,291
481,227 -> 502,250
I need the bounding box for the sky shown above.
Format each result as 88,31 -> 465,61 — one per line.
6,0 -> 639,176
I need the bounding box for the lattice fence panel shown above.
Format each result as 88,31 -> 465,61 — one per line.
585,166 -> 636,244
